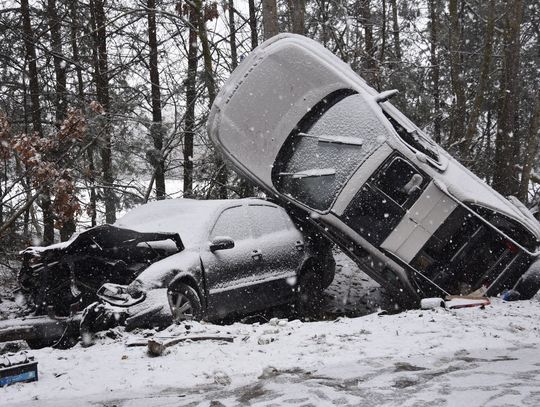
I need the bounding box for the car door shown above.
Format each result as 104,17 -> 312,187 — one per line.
246,204 -> 305,308
202,205 -> 263,318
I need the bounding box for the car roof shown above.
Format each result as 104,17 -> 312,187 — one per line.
115,198 -> 276,245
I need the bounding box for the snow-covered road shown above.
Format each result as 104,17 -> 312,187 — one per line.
2,252 -> 540,406
3,297 -> 540,406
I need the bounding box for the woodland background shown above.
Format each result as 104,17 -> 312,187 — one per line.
0,0 -> 538,268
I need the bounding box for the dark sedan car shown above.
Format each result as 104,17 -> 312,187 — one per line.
20,198 -> 334,327
208,34 -> 540,306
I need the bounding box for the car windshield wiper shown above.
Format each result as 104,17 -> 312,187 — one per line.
278,168 -> 336,179
298,132 -> 364,146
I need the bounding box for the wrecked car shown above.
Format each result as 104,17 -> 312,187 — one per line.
20,198 -> 334,329
208,34 -> 540,306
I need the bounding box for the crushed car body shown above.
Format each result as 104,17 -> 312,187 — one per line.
18,198 -> 335,336
19,224 -> 184,317
208,34 -> 540,305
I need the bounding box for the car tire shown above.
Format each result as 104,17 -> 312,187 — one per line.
513,259 -> 540,300
168,283 -> 203,322
296,269 -> 325,318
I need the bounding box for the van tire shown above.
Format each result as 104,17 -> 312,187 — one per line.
514,260 -> 540,300
296,269 -> 325,318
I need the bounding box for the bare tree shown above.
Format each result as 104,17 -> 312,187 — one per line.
147,0 -> 166,199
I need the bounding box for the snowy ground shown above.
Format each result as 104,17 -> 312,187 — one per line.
2,252 -> 540,406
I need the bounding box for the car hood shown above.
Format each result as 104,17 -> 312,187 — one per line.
21,224 -> 184,257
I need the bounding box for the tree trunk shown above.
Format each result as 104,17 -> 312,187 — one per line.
461,0 -> 496,158
288,0 -> 305,34
70,0 -> 96,227
379,0 -> 387,66
195,0 -> 228,198
390,0 -> 401,62
147,0 -> 166,200
493,0 -> 524,196
228,0 -> 238,69
90,0 -> 116,223
262,0 -> 278,40
448,0 -> 467,151
517,96 -> 540,202
47,0 -> 76,241
359,0 -> 376,85
21,0 -> 55,245
428,0 -> 441,144
183,4 -> 198,199
248,0 -> 258,49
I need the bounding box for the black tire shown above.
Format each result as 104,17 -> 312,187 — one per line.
514,260 -> 540,300
168,283 -> 203,322
296,269 -> 325,318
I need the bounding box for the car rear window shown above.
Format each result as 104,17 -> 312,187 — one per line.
273,92 -> 388,211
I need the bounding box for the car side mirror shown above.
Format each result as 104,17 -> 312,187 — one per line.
210,236 -> 235,252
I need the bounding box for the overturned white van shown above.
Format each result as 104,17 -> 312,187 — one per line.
208,34 -> 540,306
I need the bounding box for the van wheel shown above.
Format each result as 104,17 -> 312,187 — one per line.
168,283 -> 202,322
513,260 -> 540,300
296,269 -> 325,318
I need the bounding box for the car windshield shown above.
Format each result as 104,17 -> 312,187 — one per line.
273,92 -> 389,211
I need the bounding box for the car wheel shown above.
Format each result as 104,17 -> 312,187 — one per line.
513,259 -> 540,300
296,269 -> 325,318
168,283 -> 202,322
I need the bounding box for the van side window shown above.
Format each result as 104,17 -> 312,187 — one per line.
342,156 -> 428,245
374,157 -> 427,206
273,92 -> 388,211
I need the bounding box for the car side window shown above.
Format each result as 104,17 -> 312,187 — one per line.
273,92 -> 388,211
210,206 -> 251,241
248,205 -> 288,238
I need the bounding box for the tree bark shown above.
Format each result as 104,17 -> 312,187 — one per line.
194,0 -> 228,198
183,4 -> 198,199
262,0 -> 278,40
90,0 -> 116,223
390,0 -> 401,62
493,0 -> 524,196
461,0 -> 496,158
147,0 -> 166,200
379,0 -> 387,66
448,0 -> 467,151
428,0 -> 441,144
70,0 -> 96,227
359,0 -> 376,85
288,0 -> 305,35
228,0 -> 238,69
21,0 -> 55,245
517,96 -> 540,202
248,0 -> 258,49
47,0 -> 76,241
